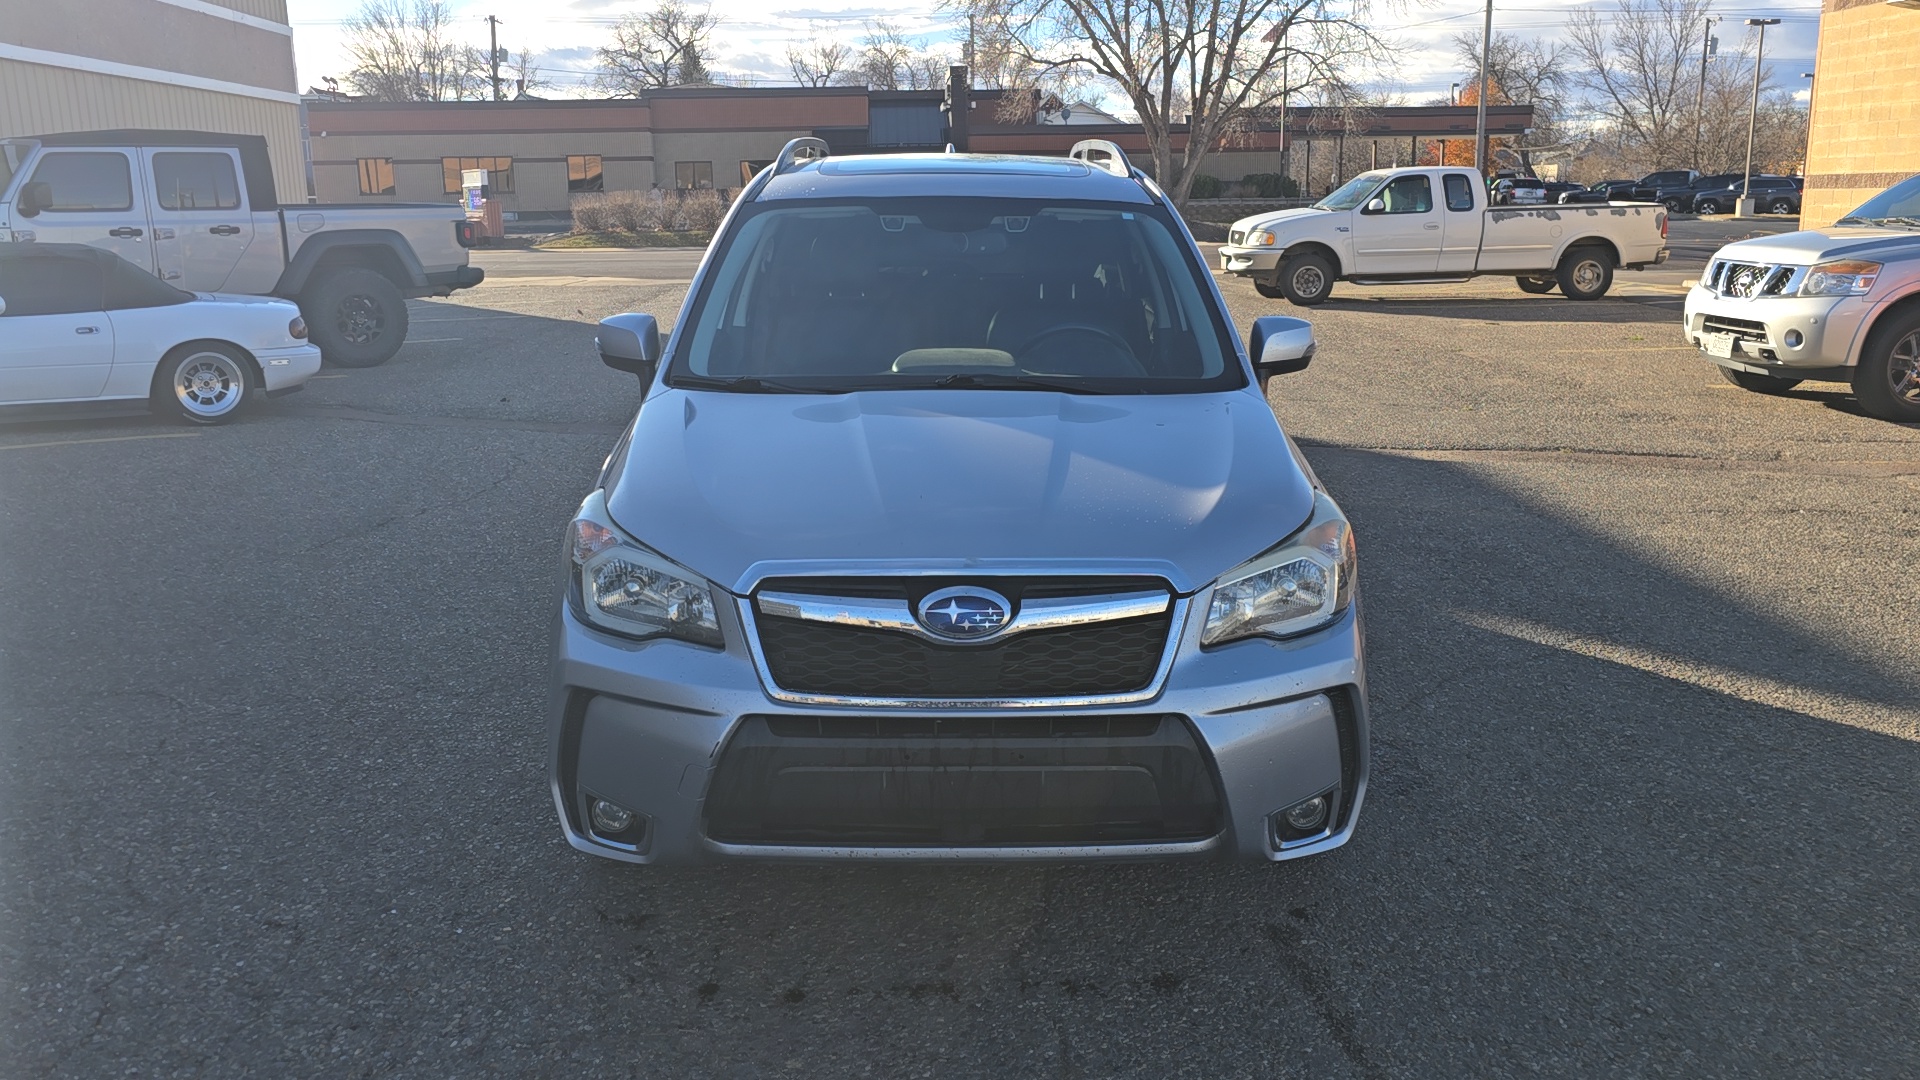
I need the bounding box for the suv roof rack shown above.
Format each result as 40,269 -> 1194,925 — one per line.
774,137 -> 830,176
1069,139 -> 1131,177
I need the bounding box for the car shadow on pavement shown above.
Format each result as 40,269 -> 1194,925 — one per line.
1310,294 -> 1684,325
545,445 -> 1919,1078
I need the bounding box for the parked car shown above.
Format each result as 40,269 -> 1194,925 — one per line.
0,130 -> 483,367
1684,171 -> 1920,422
1657,172 -> 1748,213
1220,166 -> 1669,303
1628,168 -> 1698,203
1546,181 -> 1608,204
1591,179 -> 1640,201
551,138 -> 1368,865
0,243 -> 319,422
1687,175 -> 1802,217
1491,176 -> 1547,205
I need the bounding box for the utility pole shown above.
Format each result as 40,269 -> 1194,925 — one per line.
1693,16 -> 1718,172
1740,18 -> 1780,214
1473,0 -> 1493,174
487,15 -> 502,101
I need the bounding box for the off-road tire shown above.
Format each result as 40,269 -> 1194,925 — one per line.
302,268 -> 409,368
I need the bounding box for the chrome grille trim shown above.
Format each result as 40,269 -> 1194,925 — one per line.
1708,260 -> 1804,300
756,588 -> 1171,644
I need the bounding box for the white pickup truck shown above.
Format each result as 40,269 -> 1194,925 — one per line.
1219,167 -> 1669,305
0,129 -> 484,366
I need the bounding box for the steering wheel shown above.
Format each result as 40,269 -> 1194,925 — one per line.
1015,323 -> 1148,376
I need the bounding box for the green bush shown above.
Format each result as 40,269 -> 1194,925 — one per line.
1188,174 -> 1226,200
1239,172 -> 1300,198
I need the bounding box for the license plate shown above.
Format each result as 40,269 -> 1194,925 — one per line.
1702,333 -> 1737,358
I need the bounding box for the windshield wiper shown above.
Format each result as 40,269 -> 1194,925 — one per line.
1836,215 -> 1920,229
1880,216 -> 1920,229
927,372 -> 1104,394
670,373 -> 844,394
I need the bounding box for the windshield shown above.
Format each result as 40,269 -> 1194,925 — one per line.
1838,174 -> 1920,227
1313,173 -> 1386,211
0,141 -> 31,198
666,197 -> 1243,394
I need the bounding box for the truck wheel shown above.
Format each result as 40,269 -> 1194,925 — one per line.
1852,311 -> 1920,423
1695,198 -> 1722,216
1662,197 -> 1683,212
1515,276 -> 1555,295
1556,247 -> 1613,301
1719,366 -> 1803,394
1768,198 -> 1794,215
153,343 -> 251,424
1253,281 -> 1285,299
1278,252 -> 1335,306
304,268 -> 409,368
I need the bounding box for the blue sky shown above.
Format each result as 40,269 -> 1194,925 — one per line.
285,0 -> 1823,108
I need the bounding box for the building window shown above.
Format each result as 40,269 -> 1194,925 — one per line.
357,158 -> 396,196
26,152 -> 133,212
675,161 -> 714,190
739,159 -> 773,186
153,152 -> 242,210
567,155 -> 604,193
442,157 -> 513,195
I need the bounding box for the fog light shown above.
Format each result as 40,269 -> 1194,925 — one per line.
1284,796 -> 1329,831
590,798 -> 635,834
1784,329 -> 1803,349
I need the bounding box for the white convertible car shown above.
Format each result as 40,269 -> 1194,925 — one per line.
0,243 -> 320,423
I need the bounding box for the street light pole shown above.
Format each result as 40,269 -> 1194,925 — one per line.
1693,15 -> 1717,172
1473,0 -> 1493,173
1740,18 -> 1780,213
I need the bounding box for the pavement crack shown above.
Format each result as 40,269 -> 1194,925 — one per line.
1264,921 -> 1384,1080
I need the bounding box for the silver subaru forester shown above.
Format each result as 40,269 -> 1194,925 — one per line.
550,139 -> 1369,864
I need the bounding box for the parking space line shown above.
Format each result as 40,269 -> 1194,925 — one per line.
405,338 -> 464,343
0,431 -> 202,451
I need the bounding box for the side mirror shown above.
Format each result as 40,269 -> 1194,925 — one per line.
1248,315 -> 1315,390
0,296 -> 7,316
597,313 -> 661,383
1362,197 -> 1385,214
15,181 -> 51,218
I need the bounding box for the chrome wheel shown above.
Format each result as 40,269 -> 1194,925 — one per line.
172,350 -> 246,420
1292,263 -> 1326,297
1890,330 -> 1920,405
1769,199 -> 1793,215
335,294 -> 386,347
1696,200 -> 1720,216
1571,259 -> 1605,293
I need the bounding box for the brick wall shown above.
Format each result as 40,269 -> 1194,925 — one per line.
1802,1 -> 1920,226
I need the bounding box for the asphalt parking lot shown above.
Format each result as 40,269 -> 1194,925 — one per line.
3,222 -> 1917,1077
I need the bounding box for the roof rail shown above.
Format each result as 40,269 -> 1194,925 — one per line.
774,136 -> 830,175
1069,139 -> 1130,177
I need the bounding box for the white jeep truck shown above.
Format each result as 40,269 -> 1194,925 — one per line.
1683,172 -> 1920,423
1219,166 -> 1669,305
0,129 -> 484,367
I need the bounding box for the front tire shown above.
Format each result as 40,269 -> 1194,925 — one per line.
1254,280 -> 1286,299
1695,198 -> 1722,216
155,344 -> 250,424
1768,198 -> 1795,215
1516,276 -> 1556,295
1556,247 -> 1614,301
1278,251 -> 1335,306
1853,311 -> 1920,423
1719,365 -> 1803,394
1663,197 -> 1683,212
303,268 -> 409,368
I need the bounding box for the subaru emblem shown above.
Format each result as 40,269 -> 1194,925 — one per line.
915,586 -> 1012,641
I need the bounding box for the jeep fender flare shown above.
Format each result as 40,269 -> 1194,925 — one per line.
273,230 -> 429,297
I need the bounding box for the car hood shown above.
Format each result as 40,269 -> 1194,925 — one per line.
604,389 -> 1316,595
1230,206 -> 1332,234
1709,227 -> 1920,265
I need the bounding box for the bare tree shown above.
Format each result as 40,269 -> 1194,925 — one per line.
594,0 -> 720,95
1450,31 -> 1568,172
788,33 -> 854,87
342,0 -> 488,102
953,0 -> 1388,203
837,19 -> 950,90
508,48 -> 553,99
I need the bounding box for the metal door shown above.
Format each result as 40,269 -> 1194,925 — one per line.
1349,174 -> 1441,274
0,253 -> 113,401
12,149 -> 153,272
144,148 -> 253,291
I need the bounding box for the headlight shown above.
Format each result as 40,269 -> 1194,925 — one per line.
566,491 -> 723,646
1245,229 -> 1277,247
1202,491 -> 1356,647
1799,260 -> 1880,296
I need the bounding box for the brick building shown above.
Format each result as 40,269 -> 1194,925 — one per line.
1802,0 -> 1920,226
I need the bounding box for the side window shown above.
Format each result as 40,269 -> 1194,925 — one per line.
26,152 -> 133,211
152,152 -> 241,211
103,256 -> 191,310
675,161 -> 714,190
1444,174 -> 1477,211
440,157 -> 514,195
0,256 -> 105,316
567,155 -> 603,193
358,158 -> 395,196
1379,175 -> 1433,214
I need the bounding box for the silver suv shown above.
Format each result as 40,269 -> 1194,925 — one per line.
1684,172 -> 1920,422
549,140 -> 1369,864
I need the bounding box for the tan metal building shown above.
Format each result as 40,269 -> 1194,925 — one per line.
1802,0 -> 1920,226
0,0 -> 304,201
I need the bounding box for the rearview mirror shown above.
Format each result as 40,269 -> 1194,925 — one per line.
1363,197 -> 1385,214
1248,315 -> 1315,390
15,181 -> 50,218
597,313 -> 661,383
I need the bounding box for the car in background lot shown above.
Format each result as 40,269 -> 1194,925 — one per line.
0,243 -> 318,422
1688,175 -> 1803,217
1684,172 -> 1920,422
1628,168 -> 1698,203
1221,166 -> 1669,303
1546,181 -> 1608,204
1491,176 -> 1547,205
1591,179 -> 1640,201
0,130 -> 483,367
552,139 -> 1367,866
1657,172 -> 1746,212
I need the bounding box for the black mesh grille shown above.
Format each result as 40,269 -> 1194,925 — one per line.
756,612 -> 1172,698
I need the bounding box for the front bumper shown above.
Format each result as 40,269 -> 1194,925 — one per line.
1219,246 -> 1282,278
1682,285 -> 1872,375
549,591 -> 1369,865
253,344 -> 323,392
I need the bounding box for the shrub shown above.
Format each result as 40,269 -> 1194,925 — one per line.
1187,174 -> 1226,200
572,188 -> 737,234
1239,172 -> 1300,198
570,193 -> 615,233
